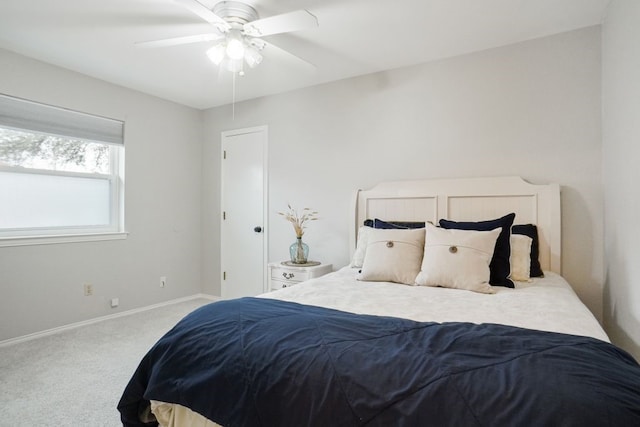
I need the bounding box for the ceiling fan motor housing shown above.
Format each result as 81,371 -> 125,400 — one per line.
213,1 -> 259,26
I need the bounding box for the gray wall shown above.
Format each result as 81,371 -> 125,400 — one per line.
602,0 -> 640,361
0,49 -> 204,341
203,27 -> 604,323
2,25 -> 612,347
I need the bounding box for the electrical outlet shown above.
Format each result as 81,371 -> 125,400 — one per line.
160,276 -> 167,288
111,298 -> 119,308
84,283 -> 93,296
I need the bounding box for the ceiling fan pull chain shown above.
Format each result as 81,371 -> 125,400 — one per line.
232,71 -> 236,120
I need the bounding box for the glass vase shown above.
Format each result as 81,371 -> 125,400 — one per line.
289,237 -> 309,264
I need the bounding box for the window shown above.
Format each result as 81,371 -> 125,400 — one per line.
0,94 -> 125,245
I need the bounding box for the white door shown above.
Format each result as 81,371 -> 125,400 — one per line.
221,126 -> 268,299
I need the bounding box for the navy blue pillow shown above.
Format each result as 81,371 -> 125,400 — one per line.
439,213 -> 516,288
512,224 -> 544,277
371,219 -> 426,229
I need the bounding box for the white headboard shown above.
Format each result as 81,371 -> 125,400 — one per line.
351,176 -> 561,274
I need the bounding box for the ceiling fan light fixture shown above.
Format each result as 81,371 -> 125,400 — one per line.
244,45 -> 263,68
224,57 -> 244,73
225,30 -> 245,60
206,43 -> 226,65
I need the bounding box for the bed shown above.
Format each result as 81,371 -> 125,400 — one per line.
118,176 -> 640,426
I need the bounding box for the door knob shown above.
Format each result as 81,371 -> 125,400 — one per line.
254,226 -> 263,233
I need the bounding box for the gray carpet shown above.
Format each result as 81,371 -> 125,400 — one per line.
0,298 -> 213,427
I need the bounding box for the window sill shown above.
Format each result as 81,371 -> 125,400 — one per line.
0,232 -> 129,247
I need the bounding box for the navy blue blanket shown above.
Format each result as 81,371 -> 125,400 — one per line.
118,298 -> 640,426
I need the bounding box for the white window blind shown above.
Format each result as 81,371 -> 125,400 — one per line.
0,94 -> 124,145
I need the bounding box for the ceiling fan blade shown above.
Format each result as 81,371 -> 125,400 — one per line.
135,33 -> 224,48
262,40 -> 316,71
244,10 -> 318,37
174,0 -> 231,31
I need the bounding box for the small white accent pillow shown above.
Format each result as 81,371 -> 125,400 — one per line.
510,234 -> 533,282
415,223 -> 500,294
357,228 -> 425,285
350,225 -> 373,268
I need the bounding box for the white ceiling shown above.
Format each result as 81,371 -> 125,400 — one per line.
0,0 -> 610,110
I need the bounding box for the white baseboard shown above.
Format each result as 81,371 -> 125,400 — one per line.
0,293 -> 221,348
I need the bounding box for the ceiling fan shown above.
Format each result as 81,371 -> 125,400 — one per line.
137,0 -> 319,75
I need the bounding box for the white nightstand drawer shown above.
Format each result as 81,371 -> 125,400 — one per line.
268,262 -> 332,292
270,279 -> 298,290
271,266 -> 311,283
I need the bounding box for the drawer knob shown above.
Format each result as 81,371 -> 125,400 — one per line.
283,272 -> 295,280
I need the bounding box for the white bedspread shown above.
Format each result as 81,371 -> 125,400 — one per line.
261,266 -> 609,342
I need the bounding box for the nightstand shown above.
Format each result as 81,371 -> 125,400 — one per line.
268,262 -> 333,291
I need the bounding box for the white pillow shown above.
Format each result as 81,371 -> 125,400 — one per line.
350,225 -> 373,268
357,228 -> 425,285
510,234 -> 533,282
415,223 -> 500,294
